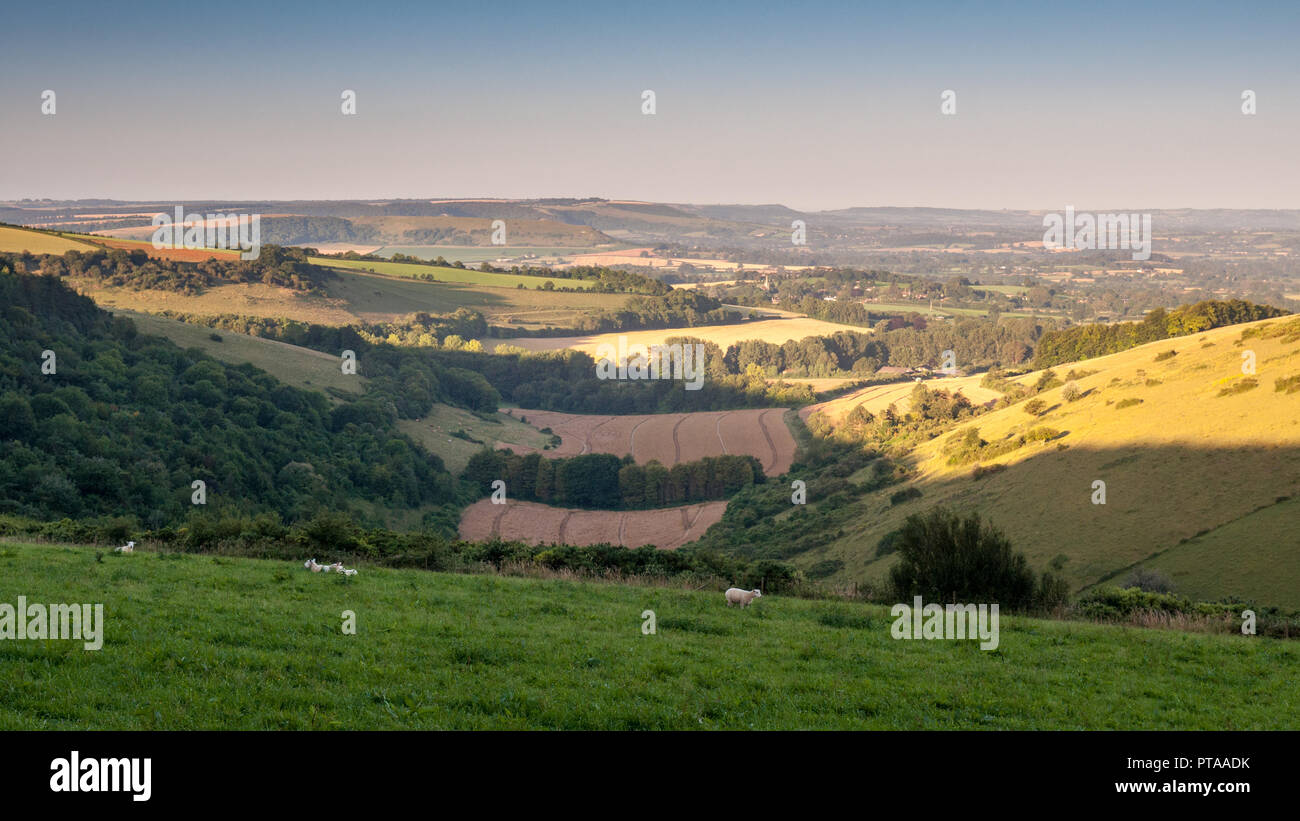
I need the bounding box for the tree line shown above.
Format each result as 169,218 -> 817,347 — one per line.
3,245 -> 336,295
463,449 -> 765,509
1033,300 -> 1288,367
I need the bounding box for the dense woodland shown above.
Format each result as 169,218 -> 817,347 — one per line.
1033,300 -> 1287,367
3,245 -> 336,295
0,266 -> 457,529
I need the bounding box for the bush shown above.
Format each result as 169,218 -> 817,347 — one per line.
887,507 -> 1036,610
1120,567 -> 1176,594
889,487 -> 923,505
971,463 -> 1007,480
1115,397 -> 1143,409
1217,377 -> 1259,397
1154,349 -> 1178,362
1061,381 -> 1082,402
1023,398 -> 1046,416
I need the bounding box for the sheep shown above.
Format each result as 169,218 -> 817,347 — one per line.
304,558 -> 356,576
114,541 -> 135,554
724,587 -> 762,608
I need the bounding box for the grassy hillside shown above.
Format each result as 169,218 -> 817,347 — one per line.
0,224 -> 99,254
116,311 -> 364,397
312,255 -> 602,289
396,404 -> 552,474
1,541 -> 1295,730
803,315 -> 1300,606
71,266 -> 630,329
375,245 -> 633,263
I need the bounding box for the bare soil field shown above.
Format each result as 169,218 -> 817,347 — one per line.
458,499 -> 726,549
501,408 -> 796,476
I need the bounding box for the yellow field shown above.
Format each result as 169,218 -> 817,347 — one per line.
487,316 -> 862,356
0,225 -> 99,254
797,315 -> 1300,606
802,374 -> 1011,424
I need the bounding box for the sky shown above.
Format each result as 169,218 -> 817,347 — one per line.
1,0 -> 1298,210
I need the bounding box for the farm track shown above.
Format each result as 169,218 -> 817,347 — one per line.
490,503 -> 509,538
758,409 -> 781,475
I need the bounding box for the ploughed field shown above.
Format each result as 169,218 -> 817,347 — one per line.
501,408 -> 796,476
458,499 -> 726,549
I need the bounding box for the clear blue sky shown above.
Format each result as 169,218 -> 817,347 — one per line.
2,0 -> 1297,209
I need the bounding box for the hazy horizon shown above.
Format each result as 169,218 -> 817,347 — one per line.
3,0 -> 1297,210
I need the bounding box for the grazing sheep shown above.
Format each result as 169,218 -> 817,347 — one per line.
724,587 -> 762,608
304,558 -> 357,576
114,541 -> 135,554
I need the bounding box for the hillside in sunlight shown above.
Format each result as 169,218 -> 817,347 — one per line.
801,315 -> 1300,607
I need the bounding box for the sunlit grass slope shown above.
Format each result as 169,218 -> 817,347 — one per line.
1,542 -> 1295,730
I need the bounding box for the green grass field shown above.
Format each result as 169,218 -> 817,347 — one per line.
1145,498 -> 1300,606
1,541 -> 1295,730
396,405 -> 551,473
375,245 -> 633,263
865,301 -> 1038,318
326,268 -> 629,328
312,256 -> 600,290
119,311 -> 364,397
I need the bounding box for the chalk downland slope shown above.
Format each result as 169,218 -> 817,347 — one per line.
803,315 -> 1300,607
801,373 -> 1010,424
119,310 -> 363,397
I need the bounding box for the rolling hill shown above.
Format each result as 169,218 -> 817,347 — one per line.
798,315 -> 1300,607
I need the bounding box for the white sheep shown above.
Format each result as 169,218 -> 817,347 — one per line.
304,558 -> 324,573
340,568 -> 357,577
724,587 -> 762,608
114,541 -> 135,554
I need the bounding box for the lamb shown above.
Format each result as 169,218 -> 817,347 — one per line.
724,587 -> 762,608
114,541 -> 135,554
304,558 -> 324,573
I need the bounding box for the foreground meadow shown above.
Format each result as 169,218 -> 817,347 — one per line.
2,542 -> 1295,730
